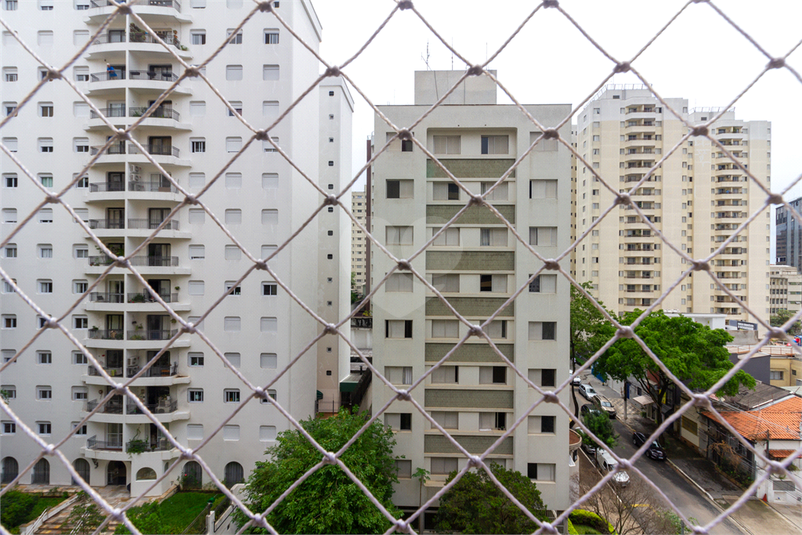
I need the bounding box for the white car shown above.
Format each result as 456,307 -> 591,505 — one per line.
578,383 -> 597,400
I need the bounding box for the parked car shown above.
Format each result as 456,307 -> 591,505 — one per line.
580,403 -> 601,419
578,383 -> 597,400
632,432 -> 666,461
595,447 -> 630,486
581,440 -> 597,457
592,395 -> 617,419
570,369 -> 582,386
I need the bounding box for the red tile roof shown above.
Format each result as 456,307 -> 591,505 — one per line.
703,396 -> 802,441
768,449 -> 802,460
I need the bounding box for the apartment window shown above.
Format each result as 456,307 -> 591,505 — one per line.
189,30 -> 207,45
260,317 -> 277,333
262,282 -> 278,296
188,281 -> 205,296
479,366 -> 507,384
263,64 -> 279,80
527,463 -> 556,482
385,366 -> 413,384
188,389 -> 204,403
431,458 -> 458,475
38,280 -> 53,294
260,353 -> 277,369
190,0 -> 206,7
529,227 -> 557,247
386,179 -> 413,199
431,274 -> 459,293
225,137 -> 242,153
4,0 -> 17,10
386,226 -> 413,245
386,319 -> 413,339
72,30 -> 90,46
39,175 -> 54,188
72,101 -> 90,119
431,320 -> 459,339
4,102 -> 17,117
224,209 -> 242,225
4,67 -> 17,82
529,321 -> 556,340
264,30 -> 279,44
73,351 -> 87,365
4,174 -> 17,188
37,351 -> 52,364
2,422 -> 15,434
2,280 -> 15,293
431,365 -> 458,384
224,389 -> 240,403
480,274 -> 506,293
480,228 -> 507,247
226,29 -> 242,44
385,273 -> 413,292
770,370 -> 783,381
528,415 -> 556,434
529,274 -> 557,293
187,174 -> 205,190
73,280 -> 88,294
479,412 -> 507,431
485,320 -> 508,339
37,386 -> 52,400
74,67 -> 89,82
73,137 -> 89,153
39,138 -> 54,153
38,31 -> 54,46
2,209 -> 17,224
259,210 -> 279,226
75,175 -> 88,188
187,424 -> 203,440
224,282 -> 241,296
261,245 -> 277,257
71,386 -> 87,401
224,317 -> 241,332
530,179 -> 558,199
225,65 -> 243,81
223,425 -> 240,441
262,101 -> 279,121
259,425 -> 277,442
72,423 -> 87,436
432,227 -> 459,246
188,352 -> 204,367
263,137 -> 280,152
38,244 -> 53,258
39,0 -> 53,9
481,135 -> 509,154
2,138 -> 17,152
481,181 -> 508,201
385,413 -> 412,431
38,422 -> 52,435
190,138 -> 206,153
432,135 -> 460,154
189,102 -> 206,119
188,209 -> 205,224
189,245 -> 205,260
431,411 -> 458,429
433,182 -> 460,201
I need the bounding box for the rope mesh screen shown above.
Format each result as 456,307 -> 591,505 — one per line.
1,1 -> 802,534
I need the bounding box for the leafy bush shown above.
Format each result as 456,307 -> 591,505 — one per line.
569,509 -> 613,534
0,491 -> 39,530
115,492 -> 221,534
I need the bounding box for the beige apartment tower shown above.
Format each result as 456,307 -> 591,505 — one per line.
574,86 -> 770,322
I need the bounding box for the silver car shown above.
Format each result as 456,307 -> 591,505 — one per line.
579,383 -> 597,401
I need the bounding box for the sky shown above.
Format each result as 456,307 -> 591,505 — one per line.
311,0 -> 802,211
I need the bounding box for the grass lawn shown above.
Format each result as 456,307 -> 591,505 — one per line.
116,492 -> 221,534
573,523 -> 606,534
0,492 -> 69,534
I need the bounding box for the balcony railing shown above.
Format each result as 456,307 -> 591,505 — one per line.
88,329 -> 124,340
128,218 -> 180,230
86,435 -> 123,451
144,144 -> 180,157
88,365 -> 124,377
90,143 -> 127,156
90,70 -> 180,83
127,292 -> 178,303
90,71 -> 127,82
88,219 -> 125,230
127,329 -> 178,341
90,0 -> 181,12
127,362 -> 178,377
130,32 -> 180,47
126,399 -> 178,415
89,292 -> 125,303
90,107 -> 127,119
128,181 -> 178,193
129,107 -> 180,121
85,398 -> 124,414
130,255 -> 179,267
88,255 -> 119,266
89,182 -> 126,192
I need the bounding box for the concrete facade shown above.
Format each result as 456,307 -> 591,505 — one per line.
351,189 -> 367,293
0,0 -> 350,497
574,86 -> 771,323
371,71 -> 572,512
769,264 -> 802,316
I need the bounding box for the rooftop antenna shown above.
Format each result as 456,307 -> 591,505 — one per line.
422,41 -> 438,100
451,39 -> 454,70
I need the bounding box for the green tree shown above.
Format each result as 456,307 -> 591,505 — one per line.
434,463 -> 548,534
583,411 -> 618,449
595,310 -> 755,424
239,408 -> 401,534
770,309 -> 801,336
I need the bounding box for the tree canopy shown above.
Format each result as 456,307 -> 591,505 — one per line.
434,463 -> 548,534
770,309 -> 801,336
570,282 -> 615,365
595,310 -> 755,423
240,408 -> 401,534
583,411 -> 618,449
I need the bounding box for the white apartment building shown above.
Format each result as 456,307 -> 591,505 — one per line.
371,71 -> 572,514
0,0 -> 351,497
574,85 -> 770,322
351,189 -> 367,294
769,265 -> 802,316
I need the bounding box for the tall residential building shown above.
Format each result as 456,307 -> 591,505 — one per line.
0,0 -> 351,497
351,189 -> 367,293
371,71 -> 573,514
574,86 -> 771,321
775,198 -> 802,269
769,265 -> 802,316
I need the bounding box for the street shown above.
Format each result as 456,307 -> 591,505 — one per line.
571,380 -> 748,534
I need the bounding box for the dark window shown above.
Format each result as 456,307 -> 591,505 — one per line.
495,412 -> 506,430
447,183 -> 459,200
328,91 -> 334,96
387,180 -> 400,199
541,368 -> 556,387
400,413 -> 412,430
492,366 -> 506,384
527,463 -> 537,479
529,275 -> 540,293
404,320 -> 412,338
541,416 -> 555,433
480,274 -> 492,292
542,322 -> 556,340
401,139 -> 413,152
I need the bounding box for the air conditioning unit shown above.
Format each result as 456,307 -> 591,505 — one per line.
129,164 -> 141,174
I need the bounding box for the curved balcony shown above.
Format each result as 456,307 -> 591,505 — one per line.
88,30 -> 192,60
126,291 -> 191,312
85,254 -> 191,276
87,0 -> 191,23
87,70 -> 191,96
87,106 -> 190,131
83,435 -> 179,462
84,292 -> 126,312
128,218 -> 190,239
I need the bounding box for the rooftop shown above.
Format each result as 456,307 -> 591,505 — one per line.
703,396 -> 802,441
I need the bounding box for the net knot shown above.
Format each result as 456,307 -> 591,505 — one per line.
323,323 -> 338,335
46,195 -> 59,204
114,256 -> 129,269
253,387 -> 266,399
115,3 -> 131,15
324,194 -> 339,206
613,62 -> 630,73
769,327 -> 787,339
468,194 -> 485,206
397,260 -> 412,271
543,128 -> 559,140
768,57 -> 785,69
768,193 -> 784,206
543,0 -> 559,8
185,194 -> 199,205
255,260 -> 268,271
469,324 -> 483,337
543,391 -> 560,404
617,326 -> 635,339
467,65 -> 483,76
615,193 -> 631,207
692,393 -> 711,408
467,455 -> 483,468
396,389 -> 411,401
255,130 -> 270,141
184,66 -> 201,78
181,322 -> 196,334
617,458 -> 632,470
543,260 -> 560,271
46,69 -> 61,81
398,1 -> 413,10
258,1 -> 275,12
394,519 -> 409,532
324,65 -> 341,78
691,260 -> 709,272
691,125 -> 708,137
398,128 -> 412,141
43,444 -> 56,455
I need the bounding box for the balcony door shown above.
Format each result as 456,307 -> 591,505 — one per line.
106,314 -> 123,339
106,423 -> 122,449
107,101 -> 125,118
108,30 -> 125,43
107,172 -> 124,191
108,280 -> 123,302
148,243 -> 170,266
149,208 -> 170,228
147,315 -> 168,339
148,136 -> 171,155
147,279 -> 170,300
107,207 -> 124,229
148,99 -> 172,118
